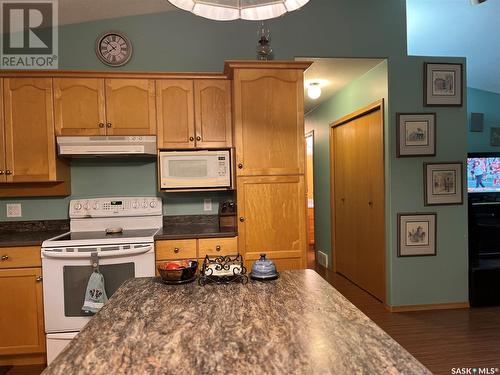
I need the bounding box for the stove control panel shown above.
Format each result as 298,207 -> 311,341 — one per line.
69,197 -> 162,218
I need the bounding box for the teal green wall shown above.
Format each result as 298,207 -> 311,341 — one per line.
0,0 -> 469,307
467,88 -> 500,152
305,60 -> 389,268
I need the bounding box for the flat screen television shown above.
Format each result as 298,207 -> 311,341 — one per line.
467,153 -> 500,193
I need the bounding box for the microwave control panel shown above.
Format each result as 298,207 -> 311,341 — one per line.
69,197 -> 162,218
218,156 -> 227,176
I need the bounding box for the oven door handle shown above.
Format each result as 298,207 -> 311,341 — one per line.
41,245 -> 153,259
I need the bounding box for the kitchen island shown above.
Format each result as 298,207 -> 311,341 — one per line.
42,270 -> 430,375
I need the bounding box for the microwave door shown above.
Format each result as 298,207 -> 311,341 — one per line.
162,157 -> 210,188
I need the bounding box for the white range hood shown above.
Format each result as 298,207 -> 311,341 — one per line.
57,136 -> 157,157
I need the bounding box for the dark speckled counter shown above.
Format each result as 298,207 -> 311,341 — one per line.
155,215 -> 237,240
43,270 -> 430,375
0,220 -> 69,247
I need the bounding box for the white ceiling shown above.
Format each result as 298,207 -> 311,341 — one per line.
297,58 -> 384,113
59,0 -> 175,25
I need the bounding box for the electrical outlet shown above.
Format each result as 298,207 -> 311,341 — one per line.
6,203 -> 22,218
203,199 -> 212,212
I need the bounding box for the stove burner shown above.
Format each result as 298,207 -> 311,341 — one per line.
105,227 -> 123,234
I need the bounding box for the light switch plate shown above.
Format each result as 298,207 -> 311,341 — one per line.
203,199 -> 212,212
6,203 -> 22,218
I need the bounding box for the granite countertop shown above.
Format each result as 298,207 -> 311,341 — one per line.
155,215 -> 237,240
0,220 -> 69,247
43,270 -> 430,375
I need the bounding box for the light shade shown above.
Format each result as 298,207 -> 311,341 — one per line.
167,0 -> 310,21
307,83 -> 321,100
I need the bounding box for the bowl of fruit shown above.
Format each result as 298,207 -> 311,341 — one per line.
157,260 -> 198,284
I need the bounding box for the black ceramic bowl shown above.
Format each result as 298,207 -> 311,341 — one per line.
157,260 -> 198,283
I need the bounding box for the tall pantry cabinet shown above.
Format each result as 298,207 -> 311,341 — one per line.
226,61 -> 311,270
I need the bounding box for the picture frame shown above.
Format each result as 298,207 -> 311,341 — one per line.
424,63 -> 463,107
424,162 -> 464,206
398,213 -> 437,257
490,127 -> 500,146
397,113 -> 436,157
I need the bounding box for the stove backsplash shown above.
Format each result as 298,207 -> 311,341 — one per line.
0,160 -> 234,221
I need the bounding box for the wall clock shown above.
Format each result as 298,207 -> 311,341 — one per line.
95,31 -> 133,67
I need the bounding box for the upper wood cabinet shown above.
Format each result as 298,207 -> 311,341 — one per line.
54,78 -> 156,136
3,78 -> 67,183
0,79 -> 5,183
232,68 -> 305,176
105,79 -> 156,135
54,78 -> 106,136
156,79 -> 232,149
194,80 -> 232,148
156,80 -> 194,149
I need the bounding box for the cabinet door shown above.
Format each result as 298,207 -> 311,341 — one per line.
105,79 -> 156,135
233,69 -> 305,176
54,78 -> 106,136
0,268 -> 45,355
156,80 -> 195,149
3,78 -> 56,182
194,80 -> 232,148
0,79 -> 5,183
237,175 -> 307,269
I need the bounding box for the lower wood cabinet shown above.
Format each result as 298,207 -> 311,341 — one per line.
237,175 -> 307,270
0,247 -> 45,363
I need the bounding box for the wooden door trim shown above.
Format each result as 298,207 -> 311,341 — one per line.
329,99 -> 385,302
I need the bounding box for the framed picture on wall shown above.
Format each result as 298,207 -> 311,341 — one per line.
424,162 -> 464,205
398,213 -> 437,257
397,113 -> 436,157
424,63 -> 463,107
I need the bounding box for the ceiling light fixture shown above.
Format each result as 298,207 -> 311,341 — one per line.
167,0 -> 311,21
307,82 -> 321,100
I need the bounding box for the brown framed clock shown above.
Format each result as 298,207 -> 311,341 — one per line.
95,31 -> 133,67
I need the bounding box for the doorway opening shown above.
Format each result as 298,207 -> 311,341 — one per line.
305,131 -> 315,266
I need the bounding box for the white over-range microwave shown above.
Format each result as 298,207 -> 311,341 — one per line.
159,149 -> 233,190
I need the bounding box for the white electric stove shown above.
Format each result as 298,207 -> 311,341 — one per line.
41,196 -> 162,364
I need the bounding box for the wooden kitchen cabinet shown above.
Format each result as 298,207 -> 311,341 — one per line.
232,68 -> 305,176
0,246 -> 45,363
156,239 -> 197,261
156,79 -> 232,149
194,80 -> 232,148
54,78 -> 156,136
54,78 -> 106,136
237,175 -> 307,269
105,79 -> 156,136
2,78 -> 69,183
198,237 -> 238,258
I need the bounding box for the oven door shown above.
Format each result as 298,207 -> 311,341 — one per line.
42,244 -> 155,333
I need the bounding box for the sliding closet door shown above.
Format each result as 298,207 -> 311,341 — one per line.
332,105 -> 385,302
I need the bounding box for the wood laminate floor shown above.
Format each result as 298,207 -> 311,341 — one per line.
2,252 -> 499,375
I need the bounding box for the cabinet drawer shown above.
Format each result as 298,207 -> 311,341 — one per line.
0,247 -> 41,269
156,240 -> 197,261
198,237 -> 238,258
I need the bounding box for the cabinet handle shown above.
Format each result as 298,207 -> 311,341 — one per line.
0,170 -> 4,175
368,201 -> 373,206
98,123 -> 105,128
174,247 -> 180,254
196,136 -> 201,141
189,137 -> 194,142
5,170 -> 12,175
215,245 -> 221,252
239,217 -> 245,222
36,276 -> 43,282
238,163 -> 243,169
1,255 -> 8,261
106,123 -> 112,128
